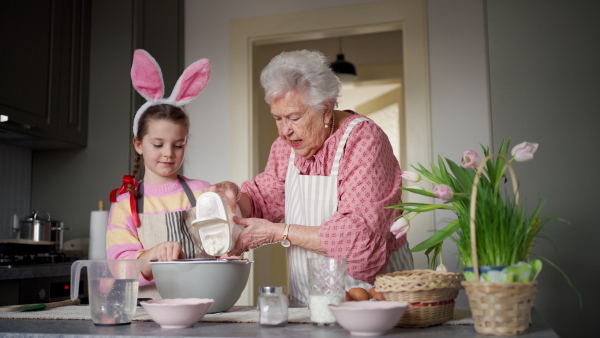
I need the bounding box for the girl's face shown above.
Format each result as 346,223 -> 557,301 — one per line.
133,119 -> 187,185
271,90 -> 332,159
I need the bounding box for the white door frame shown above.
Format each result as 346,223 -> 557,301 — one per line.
229,0 -> 433,305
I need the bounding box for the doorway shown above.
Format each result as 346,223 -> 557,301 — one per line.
252,30 -> 404,303
254,31 -> 404,172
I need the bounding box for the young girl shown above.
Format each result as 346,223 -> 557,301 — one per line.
106,49 -> 212,299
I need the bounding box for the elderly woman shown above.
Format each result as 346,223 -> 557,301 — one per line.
206,50 -> 413,305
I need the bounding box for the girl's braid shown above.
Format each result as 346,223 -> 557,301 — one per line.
128,153 -> 142,197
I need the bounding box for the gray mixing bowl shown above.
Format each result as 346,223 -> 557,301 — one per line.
150,258 -> 252,313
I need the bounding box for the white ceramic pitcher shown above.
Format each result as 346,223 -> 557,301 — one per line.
71,259 -> 147,325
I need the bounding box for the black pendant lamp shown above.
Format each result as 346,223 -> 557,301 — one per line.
329,38 -> 357,82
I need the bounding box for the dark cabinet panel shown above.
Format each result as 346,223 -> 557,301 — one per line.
56,0 -> 90,146
0,0 -> 90,148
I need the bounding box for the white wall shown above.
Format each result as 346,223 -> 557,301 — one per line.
486,1 -> 600,337
427,0 -> 490,309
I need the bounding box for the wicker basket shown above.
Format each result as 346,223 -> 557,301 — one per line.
461,155 -> 537,335
463,280 -> 537,335
374,269 -> 463,327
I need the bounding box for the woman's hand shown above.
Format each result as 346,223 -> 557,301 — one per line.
204,181 -> 252,217
228,216 -> 283,256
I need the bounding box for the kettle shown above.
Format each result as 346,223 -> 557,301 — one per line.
15,210 -> 69,250
192,192 -> 243,257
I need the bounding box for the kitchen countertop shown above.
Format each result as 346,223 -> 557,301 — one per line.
0,309 -> 559,337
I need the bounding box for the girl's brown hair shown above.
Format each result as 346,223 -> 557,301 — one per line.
127,104 -> 190,196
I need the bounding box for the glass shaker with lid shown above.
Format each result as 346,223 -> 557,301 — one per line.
258,286 -> 288,327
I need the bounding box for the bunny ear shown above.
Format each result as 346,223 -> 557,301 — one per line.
131,49 -> 164,101
168,58 -> 211,105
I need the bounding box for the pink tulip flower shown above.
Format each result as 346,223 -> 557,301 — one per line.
401,171 -> 421,183
433,184 -> 453,200
390,217 -> 410,239
511,141 -> 539,162
461,150 -> 482,169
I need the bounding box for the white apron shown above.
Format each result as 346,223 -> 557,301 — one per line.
285,117 -> 413,306
136,176 -> 211,299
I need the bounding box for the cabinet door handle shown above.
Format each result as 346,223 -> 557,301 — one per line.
0,115 -> 34,130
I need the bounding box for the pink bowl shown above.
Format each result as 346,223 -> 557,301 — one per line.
140,298 -> 214,329
328,301 -> 409,336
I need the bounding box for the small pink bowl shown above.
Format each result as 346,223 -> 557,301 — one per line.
328,301 -> 409,336
140,298 -> 214,329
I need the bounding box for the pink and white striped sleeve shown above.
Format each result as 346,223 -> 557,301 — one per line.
105,194 -> 154,286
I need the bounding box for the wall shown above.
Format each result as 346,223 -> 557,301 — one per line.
426,0 -> 490,310
486,1 -> 600,337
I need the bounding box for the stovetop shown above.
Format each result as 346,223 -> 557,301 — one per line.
0,251 -> 82,282
0,252 -> 74,269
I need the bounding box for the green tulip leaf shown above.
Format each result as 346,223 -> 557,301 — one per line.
530,259 -> 543,281
410,219 -> 460,252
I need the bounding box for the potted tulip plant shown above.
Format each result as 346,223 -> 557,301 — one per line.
387,139 -> 579,335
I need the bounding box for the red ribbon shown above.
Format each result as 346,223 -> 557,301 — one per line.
109,175 -> 141,228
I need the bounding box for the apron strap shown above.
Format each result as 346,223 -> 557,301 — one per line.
287,117 -> 370,176
136,181 -> 144,214
135,176 -> 196,214
178,176 -> 197,207
288,147 -> 296,164
330,117 -> 369,176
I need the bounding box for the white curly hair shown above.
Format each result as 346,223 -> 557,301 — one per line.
260,50 -> 341,113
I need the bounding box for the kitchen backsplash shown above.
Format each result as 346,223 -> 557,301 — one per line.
0,143 -> 31,239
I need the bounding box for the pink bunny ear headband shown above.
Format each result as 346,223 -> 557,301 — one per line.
130,49 -> 211,137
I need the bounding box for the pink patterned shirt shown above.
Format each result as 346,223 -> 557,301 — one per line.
241,113 -> 407,283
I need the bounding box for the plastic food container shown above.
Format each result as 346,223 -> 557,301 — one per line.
192,192 -> 243,257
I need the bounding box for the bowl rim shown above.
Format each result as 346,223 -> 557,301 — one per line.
140,298 -> 215,307
329,300 -> 409,311
150,258 -> 253,265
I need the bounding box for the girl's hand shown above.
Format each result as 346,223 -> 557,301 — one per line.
228,216 -> 282,256
139,241 -> 186,280
152,241 -> 186,261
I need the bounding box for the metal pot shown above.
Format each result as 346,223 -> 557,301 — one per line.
15,210 -> 69,250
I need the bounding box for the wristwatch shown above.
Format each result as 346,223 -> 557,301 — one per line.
281,223 -> 291,247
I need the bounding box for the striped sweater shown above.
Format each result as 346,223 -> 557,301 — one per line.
106,176 -> 211,286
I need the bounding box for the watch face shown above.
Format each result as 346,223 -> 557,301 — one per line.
281,239 -> 291,248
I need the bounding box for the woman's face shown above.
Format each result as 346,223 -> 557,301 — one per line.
133,119 -> 187,185
271,90 -> 331,159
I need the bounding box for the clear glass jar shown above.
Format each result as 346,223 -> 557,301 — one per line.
257,286 -> 288,327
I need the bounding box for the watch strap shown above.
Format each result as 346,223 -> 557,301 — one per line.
281,223 -> 291,247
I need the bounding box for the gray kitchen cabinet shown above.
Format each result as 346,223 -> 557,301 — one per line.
0,0 -> 91,149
